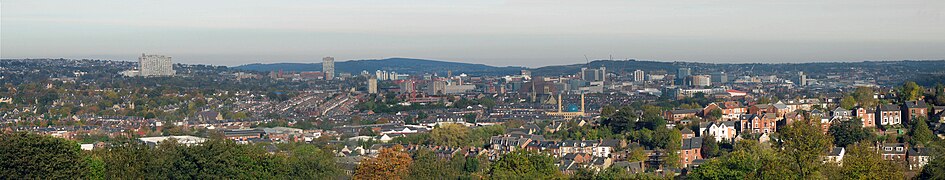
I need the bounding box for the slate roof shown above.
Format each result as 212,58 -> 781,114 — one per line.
828,147 -> 844,156
879,104 -> 901,111
681,137 -> 703,150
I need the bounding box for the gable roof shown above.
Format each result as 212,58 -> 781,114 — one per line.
681,137 -> 703,150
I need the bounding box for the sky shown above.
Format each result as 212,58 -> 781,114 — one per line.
2,0 -> 945,67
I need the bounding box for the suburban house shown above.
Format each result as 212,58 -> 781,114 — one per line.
880,143 -> 907,161
699,121 -> 738,142
664,109 -> 702,122
703,101 -> 747,120
853,107 -> 876,128
902,100 -> 929,124
679,137 -> 704,168
831,107 -> 852,120
877,104 -> 903,127
908,147 -> 931,171
824,147 -> 845,165
196,111 -> 224,121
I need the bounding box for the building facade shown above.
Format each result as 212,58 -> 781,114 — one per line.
138,54 -> 176,76
323,56 -> 335,80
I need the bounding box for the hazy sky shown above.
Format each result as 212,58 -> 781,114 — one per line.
3,0 -> 945,67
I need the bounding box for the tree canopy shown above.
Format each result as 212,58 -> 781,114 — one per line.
355,145 -> 413,180
489,150 -> 562,179
0,132 -> 88,179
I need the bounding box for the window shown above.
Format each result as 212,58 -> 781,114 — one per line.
885,147 -> 892,151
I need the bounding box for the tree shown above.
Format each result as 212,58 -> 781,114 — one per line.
840,94 -> 856,110
828,119 -> 874,147
430,123 -> 470,147
776,120 -> 833,179
600,105 -> 617,118
910,116 -> 934,146
834,142 -> 903,179
707,108 -> 723,120
286,143 -> 341,179
355,145 -> 413,180
688,140 -> 786,179
933,83 -> 945,106
463,113 -> 477,123
602,108 -> 636,133
900,81 -> 923,102
627,146 -> 647,162
702,135 -> 721,158
408,148 -> 458,179
852,87 -> 878,108
654,128 -> 681,168
0,132 -> 88,179
479,98 -> 497,109
489,150 -> 562,179
918,152 -> 945,179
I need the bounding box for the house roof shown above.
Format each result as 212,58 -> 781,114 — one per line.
681,137 -> 703,150
669,109 -> 702,114
881,143 -> 907,154
908,147 -> 930,156
828,147 -> 844,156
879,104 -> 900,111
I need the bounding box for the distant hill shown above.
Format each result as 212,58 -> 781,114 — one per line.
234,58 -> 525,76
530,59 -> 680,76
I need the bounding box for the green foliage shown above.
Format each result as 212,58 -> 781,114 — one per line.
701,135 -> 721,158
828,119 -> 875,147
600,105 -> 616,118
391,133 -> 432,144
86,139 -> 339,179
689,140 -> 778,179
775,120 -> 833,179
918,141 -> 945,180
431,124 -> 471,147
900,81 -> 923,102
840,94 -> 856,110
830,142 -> 902,179
489,150 -> 562,179
625,146 -> 647,162
657,128 -> 682,168
852,87 -> 878,108
933,83 -> 945,106
284,143 -> 342,178
408,149 -> 460,179
402,125 -> 504,147
469,125 -> 507,147
910,116 -> 934,146
707,108 -> 723,120
0,132 -> 88,179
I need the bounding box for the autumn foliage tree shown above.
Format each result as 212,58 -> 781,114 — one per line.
355,145 -> 413,180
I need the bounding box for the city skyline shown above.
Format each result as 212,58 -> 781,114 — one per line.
3,0 -> 945,67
